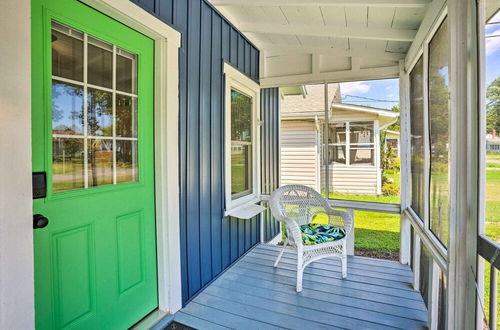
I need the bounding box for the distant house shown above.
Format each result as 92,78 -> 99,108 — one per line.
384,130 -> 401,158
486,131 -> 500,152
280,84 -> 399,195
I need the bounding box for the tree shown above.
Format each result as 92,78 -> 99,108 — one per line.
486,77 -> 500,133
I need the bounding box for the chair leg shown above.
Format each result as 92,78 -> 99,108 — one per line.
341,255 -> 347,279
274,241 -> 288,267
341,241 -> 347,279
296,250 -> 303,292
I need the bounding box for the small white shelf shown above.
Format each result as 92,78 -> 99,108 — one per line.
225,203 -> 267,219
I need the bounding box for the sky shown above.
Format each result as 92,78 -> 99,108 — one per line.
339,10 -> 500,111
485,11 -> 500,86
340,78 -> 399,110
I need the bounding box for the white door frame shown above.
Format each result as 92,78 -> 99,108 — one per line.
0,0 -> 182,327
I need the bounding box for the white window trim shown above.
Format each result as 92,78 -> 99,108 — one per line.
80,0 -> 182,315
223,63 -> 261,215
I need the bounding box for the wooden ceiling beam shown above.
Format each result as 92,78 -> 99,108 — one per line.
240,23 -> 417,42
263,44 -> 406,61
210,0 -> 430,8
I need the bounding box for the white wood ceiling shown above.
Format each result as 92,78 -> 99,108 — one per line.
209,0 -> 429,87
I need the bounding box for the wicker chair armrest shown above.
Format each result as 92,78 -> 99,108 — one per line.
281,217 -> 303,247
324,207 -> 353,237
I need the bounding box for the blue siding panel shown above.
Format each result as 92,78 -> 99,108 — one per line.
186,0 -> 202,298
210,12 -> 223,278
260,88 -> 281,242
130,0 -> 279,305
199,2 -> 213,287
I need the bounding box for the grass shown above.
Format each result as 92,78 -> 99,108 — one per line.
327,169 -> 401,255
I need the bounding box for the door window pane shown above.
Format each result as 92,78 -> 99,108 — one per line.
87,88 -> 113,137
51,21 -> 139,193
116,50 -> 137,94
410,57 -> 425,219
116,140 -> 138,183
428,18 -> 450,246
116,95 -> 137,138
231,89 -> 253,198
88,139 -> 113,187
52,81 -> 84,135
51,26 -> 84,82
52,138 -> 85,192
87,37 -> 113,88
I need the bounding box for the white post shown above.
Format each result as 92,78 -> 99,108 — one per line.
399,60 -> 411,265
447,0 -> 479,329
346,209 -> 355,256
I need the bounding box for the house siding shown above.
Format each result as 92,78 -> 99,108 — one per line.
130,0 -> 279,305
280,120 -> 319,190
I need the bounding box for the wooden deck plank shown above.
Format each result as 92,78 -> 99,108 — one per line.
235,260 -> 422,300
257,244 -> 413,275
228,265 -> 426,310
174,312 -> 232,330
194,292 -> 338,330
250,247 -> 413,277
214,271 -> 428,321
207,280 -> 427,328
174,244 -> 428,329
244,252 -> 414,288
181,301 -> 281,329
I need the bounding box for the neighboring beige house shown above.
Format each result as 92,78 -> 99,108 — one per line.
385,130 -> 401,158
486,131 -> 500,152
280,84 -> 399,195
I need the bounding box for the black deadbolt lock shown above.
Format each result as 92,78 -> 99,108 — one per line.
33,214 -> 49,229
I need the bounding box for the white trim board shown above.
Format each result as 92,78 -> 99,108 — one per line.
223,62 -> 262,215
79,0 -> 183,314
0,0 -> 33,328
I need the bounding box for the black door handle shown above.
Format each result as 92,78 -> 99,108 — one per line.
33,214 -> 49,229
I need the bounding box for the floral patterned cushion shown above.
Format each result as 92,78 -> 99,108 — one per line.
286,223 -> 346,245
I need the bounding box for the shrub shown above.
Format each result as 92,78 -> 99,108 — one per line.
382,183 -> 400,196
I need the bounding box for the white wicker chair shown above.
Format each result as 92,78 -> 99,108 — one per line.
269,184 -> 353,292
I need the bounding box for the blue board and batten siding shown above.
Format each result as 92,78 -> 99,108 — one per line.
131,0 -> 280,304
261,88 -> 281,242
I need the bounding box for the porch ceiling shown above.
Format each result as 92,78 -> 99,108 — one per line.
208,0 -> 430,87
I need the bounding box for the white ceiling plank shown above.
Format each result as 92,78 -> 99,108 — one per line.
392,7 -> 426,29
210,0 -> 430,9
239,23 -> 417,41
263,44 -> 406,61
320,6 -> 347,26
260,65 -> 400,87
281,6 -> 324,24
368,7 -> 395,28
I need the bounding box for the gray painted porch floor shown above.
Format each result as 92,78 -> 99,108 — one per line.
173,244 -> 428,330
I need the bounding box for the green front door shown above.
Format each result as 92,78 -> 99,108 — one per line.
32,0 -> 157,328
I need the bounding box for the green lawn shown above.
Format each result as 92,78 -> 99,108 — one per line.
328,170 -> 401,254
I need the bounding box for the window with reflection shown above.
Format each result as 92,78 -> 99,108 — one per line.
428,18 -> 450,246
410,56 -> 425,219
230,89 -> 253,199
51,21 -> 138,192
481,2 -> 500,245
